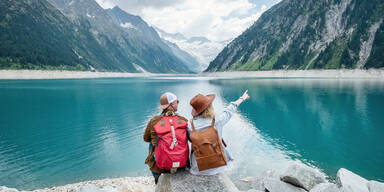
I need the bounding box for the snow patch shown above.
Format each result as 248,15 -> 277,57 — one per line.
156,28 -> 227,68
133,63 -> 148,73
120,22 -> 137,30
72,49 -> 83,59
86,13 -> 95,19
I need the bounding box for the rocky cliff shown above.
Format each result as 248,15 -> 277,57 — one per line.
205,0 -> 384,72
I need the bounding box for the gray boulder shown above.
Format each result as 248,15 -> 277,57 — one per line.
263,179 -> 306,192
281,162 -> 327,191
367,180 -> 384,192
155,170 -> 239,192
336,168 -> 369,192
309,183 -> 340,192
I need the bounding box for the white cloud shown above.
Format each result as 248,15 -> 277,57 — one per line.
96,0 -> 271,41
95,0 -> 115,9
95,0 -> 277,64
139,0 -> 267,42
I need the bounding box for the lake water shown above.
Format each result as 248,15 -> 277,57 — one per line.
0,77 -> 383,190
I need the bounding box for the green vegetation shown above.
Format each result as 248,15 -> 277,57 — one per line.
261,52 -> 280,70
0,57 -> 86,70
365,22 -> 384,68
237,59 -> 262,71
0,0 -> 90,71
313,39 -> 347,69
0,0 -> 192,73
206,0 -> 384,72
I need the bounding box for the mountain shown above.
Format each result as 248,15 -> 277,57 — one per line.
161,39 -> 202,72
155,27 -> 230,70
105,6 -> 200,72
47,0 -> 195,73
205,0 -> 384,72
0,0 -> 194,73
0,0 -> 104,71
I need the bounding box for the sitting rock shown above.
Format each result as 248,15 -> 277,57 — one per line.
234,177 -> 254,191
234,177 -> 266,191
263,178 -> 306,192
280,162 -> 327,191
336,168 -> 369,192
155,170 -> 239,192
367,180 -> 384,192
309,183 -> 340,192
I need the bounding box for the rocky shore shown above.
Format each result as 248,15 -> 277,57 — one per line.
232,163 -> 384,192
0,176 -> 155,192
2,163 -> 383,192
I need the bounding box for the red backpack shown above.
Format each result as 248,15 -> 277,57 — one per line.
153,115 -> 189,170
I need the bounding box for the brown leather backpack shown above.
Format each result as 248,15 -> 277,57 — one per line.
190,118 -> 227,171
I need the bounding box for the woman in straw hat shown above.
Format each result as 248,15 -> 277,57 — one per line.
188,90 -> 250,175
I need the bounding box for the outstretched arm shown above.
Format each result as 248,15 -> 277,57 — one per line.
216,90 -> 250,128
233,90 -> 250,107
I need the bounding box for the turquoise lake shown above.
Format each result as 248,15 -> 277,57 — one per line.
0,77 -> 383,190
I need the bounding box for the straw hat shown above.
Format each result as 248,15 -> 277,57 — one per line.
190,94 -> 215,117
158,92 -> 178,110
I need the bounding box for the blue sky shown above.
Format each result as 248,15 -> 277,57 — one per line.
96,0 -> 280,42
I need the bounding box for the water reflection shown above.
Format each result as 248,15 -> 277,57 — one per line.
0,78 -> 383,190
211,78 -> 384,180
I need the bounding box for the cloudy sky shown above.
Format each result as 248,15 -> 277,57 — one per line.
95,0 -> 280,42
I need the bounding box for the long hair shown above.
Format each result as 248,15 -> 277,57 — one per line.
199,104 -> 215,119
162,107 -> 176,116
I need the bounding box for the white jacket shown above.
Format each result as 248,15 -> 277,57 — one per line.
187,102 -> 237,175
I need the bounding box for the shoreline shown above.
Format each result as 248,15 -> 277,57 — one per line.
200,69 -> 384,79
0,70 -> 192,80
2,166 -> 383,192
0,69 -> 383,79
1,176 -> 155,192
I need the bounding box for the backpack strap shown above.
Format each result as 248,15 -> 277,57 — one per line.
221,138 -> 227,147
210,118 -> 215,129
160,118 -> 165,126
191,119 -> 196,132
191,118 -> 215,132
169,118 -> 178,150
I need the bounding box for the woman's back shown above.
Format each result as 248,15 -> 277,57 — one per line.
188,91 -> 249,175
187,102 -> 238,175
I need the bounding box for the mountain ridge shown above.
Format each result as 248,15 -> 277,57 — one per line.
155,27 -> 231,69
0,0 -> 197,73
205,0 -> 384,72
